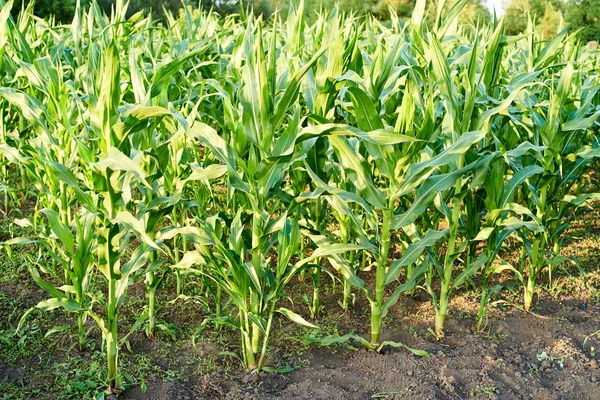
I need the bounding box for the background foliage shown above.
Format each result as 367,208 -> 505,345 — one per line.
8,0 -> 600,42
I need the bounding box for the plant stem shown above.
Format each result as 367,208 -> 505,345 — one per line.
257,302 -> 277,369
250,210 -> 262,356
215,285 -> 222,330
145,193 -> 157,338
342,279 -> 351,312
103,226 -> 119,392
524,276 -> 535,312
242,311 -> 257,370
524,236 -> 542,312
341,219 -> 354,312
178,208 -> 188,295
371,201 -> 393,347
146,285 -> 156,338
77,312 -> 85,351
477,283 -> 488,331
436,178 -> 462,338
311,197 -> 323,315
299,237 -> 306,283
435,282 -> 450,338
172,207 -> 182,296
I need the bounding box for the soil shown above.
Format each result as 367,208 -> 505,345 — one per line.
1,203 -> 599,399
116,289 -> 600,400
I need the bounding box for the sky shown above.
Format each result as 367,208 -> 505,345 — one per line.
485,0 -> 505,15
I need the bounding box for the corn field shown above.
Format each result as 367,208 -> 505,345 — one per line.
1,0 -> 600,397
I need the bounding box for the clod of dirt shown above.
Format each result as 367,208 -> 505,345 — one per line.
242,374 -> 259,384
540,359 -> 551,369
440,374 -> 456,394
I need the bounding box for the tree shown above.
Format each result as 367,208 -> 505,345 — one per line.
538,3 -> 563,38
458,0 -> 491,24
10,0 -> 80,23
371,0 -> 415,21
97,0 -> 194,20
425,0 -> 491,25
504,0 -> 531,35
503,0 -> 564,37
566,0 -> 600,43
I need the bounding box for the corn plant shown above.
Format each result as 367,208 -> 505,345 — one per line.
1,21 -> 192,388
502,63 -> 600,311
176,18 -> 336,368
1,0 -> 600,395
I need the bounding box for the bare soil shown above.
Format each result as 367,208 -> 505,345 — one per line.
115,288 -> 600,400
1,204 -> 600,399
2,267 -> 600,400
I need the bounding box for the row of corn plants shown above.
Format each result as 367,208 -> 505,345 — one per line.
1,0 -> 599,394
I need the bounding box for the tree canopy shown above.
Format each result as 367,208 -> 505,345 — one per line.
6,0 -> 600,42
565,0 -> 600,43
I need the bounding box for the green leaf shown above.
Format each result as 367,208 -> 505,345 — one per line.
44,325 -> 73,338
0,88 -> 45,124
41,209 -> 74,256
302,333 -> 371,349
376,341 -> 431,357
298,123 -> 419,146
183,164 -> 228,184
3,237 -> 40,246
473,227 -> 495,241
158,226 -> 215,246
329,135 -> 386,209
28,265 -> 65,300
346,87 -> 384,131
393,167 -> 470,230
150,46 -> 209,99
562,110 -> 600,132
94,147 -> 150,188
276,307 -> 316,328
111,211 -> 161,252
271,45 -> 328,131
47,161 -> 96,212
36,298 -> 86,312
397,130 -> 486,197
452,254 -> 488,289
382,262 -> 429,318
243,261 -> 262,294
385,229 -> 448,284
500,165 -> 544,208
188,122 -> 250,193
171,251 -> 206,270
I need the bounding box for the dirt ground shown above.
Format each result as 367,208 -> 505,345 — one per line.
1,212 -> 600,399
2,269 -> 600,400
114,289 -> 600,400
